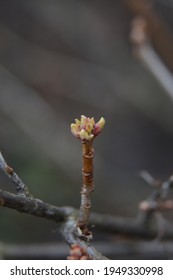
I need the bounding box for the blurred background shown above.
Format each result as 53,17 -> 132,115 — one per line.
1,0 -> 173,259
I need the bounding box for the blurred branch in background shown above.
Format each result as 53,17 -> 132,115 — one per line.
130,16 -> 173,104
124,0 -> 173,72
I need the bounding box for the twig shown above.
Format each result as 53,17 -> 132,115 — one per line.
0,152 -> 30,196
79,139 -> 94,239
71,115 -> 105,240
138,171 -> 173,240
130,16 -> 173,103
139,172 -> 173,213
91,209 -> 173,240
124,0 -> 173,73
139,170 -> 159,187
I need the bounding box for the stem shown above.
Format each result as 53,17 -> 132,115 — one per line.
77,140 -> 94,238
70,115 -> 105,239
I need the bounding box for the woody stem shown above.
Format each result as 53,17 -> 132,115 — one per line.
77,140 -> 94,235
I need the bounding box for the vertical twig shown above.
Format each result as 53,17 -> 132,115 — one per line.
71,115 -> 105,240
78,140 -> 94,238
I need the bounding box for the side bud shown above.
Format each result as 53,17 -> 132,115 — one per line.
93,117 -> 105,136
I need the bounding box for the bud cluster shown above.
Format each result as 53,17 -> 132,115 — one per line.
71,115 -> 105,141
67,244 -> 91,260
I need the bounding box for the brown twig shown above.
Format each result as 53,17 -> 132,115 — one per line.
77,140 -> 94,239
71,115 -> 105,240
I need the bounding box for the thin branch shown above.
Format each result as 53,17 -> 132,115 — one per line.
0,152 -> 30,196
130,16 -> 173,103
90,209 -> 173,240
124,0 -> 173,73
139,172 -> 173,213
135,41 -> 173,102
139,170 -> 158,186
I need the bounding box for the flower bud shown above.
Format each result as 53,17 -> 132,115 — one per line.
93,117 -> 105,136
71,115 -> 105,141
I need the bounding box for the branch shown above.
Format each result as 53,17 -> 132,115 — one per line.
130,16 -> 173,103
0,189 -> 108,259
1,188 -> 173,240
1,147 -> 173,259
124,0 -> 173,73
0,152 -> 30,196
91,171 -> 173,240
0,189 -> 73,223
139,171 -> 173,212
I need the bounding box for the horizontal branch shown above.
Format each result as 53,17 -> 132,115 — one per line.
0,189 -> 74,223
1,188 -> 173,241
0,189 -> 108,259
90,211 -> 173,240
